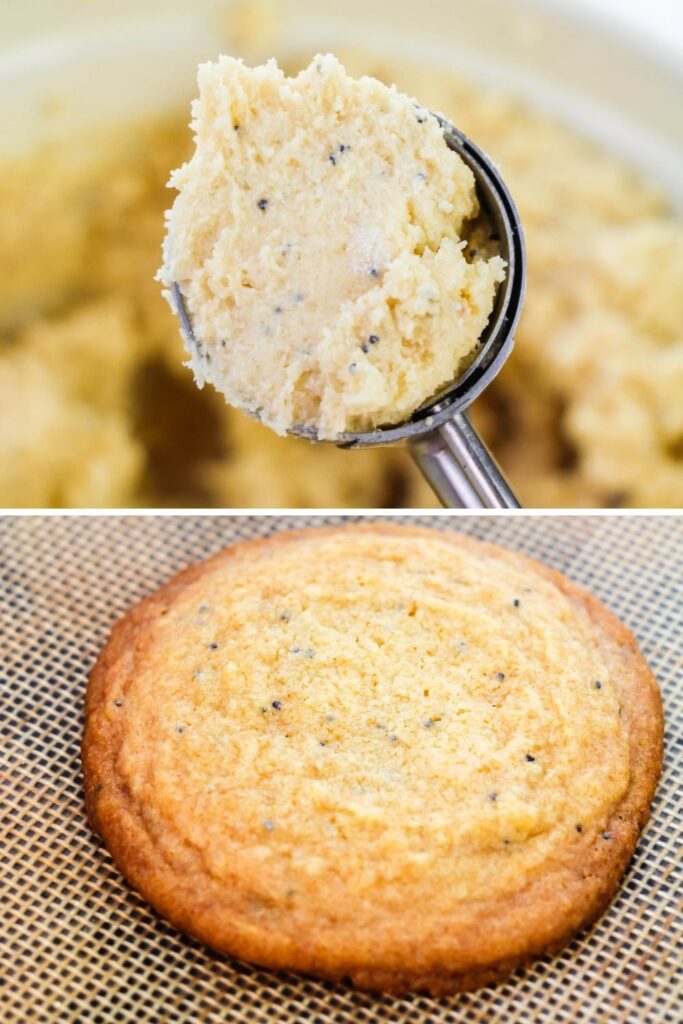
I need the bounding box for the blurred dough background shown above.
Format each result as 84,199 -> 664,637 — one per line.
1,0 -> 682,509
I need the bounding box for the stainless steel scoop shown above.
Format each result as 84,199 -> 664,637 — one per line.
172,115 -> 526,508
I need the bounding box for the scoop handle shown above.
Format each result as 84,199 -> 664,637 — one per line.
409,411 -> 520,509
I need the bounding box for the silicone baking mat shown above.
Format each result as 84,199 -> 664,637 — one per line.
2,514 -> 681,1024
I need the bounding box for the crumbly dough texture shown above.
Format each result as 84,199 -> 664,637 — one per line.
159,54 -> 504,439
1,48 -> 682,506
83,526 -> 662,994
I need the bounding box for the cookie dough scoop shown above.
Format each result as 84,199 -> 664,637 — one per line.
332,116 -> 526,509
171,114 -> 525,509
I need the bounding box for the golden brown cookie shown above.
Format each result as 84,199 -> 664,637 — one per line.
82,525 -> 663,994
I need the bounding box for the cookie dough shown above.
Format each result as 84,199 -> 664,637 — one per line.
160,54 -> 504,439
1,49 -> 682,507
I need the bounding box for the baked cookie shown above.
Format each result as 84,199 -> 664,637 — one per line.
82,526 -> 663,994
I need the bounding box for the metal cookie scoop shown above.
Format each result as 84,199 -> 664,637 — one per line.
172,115 -> 526,508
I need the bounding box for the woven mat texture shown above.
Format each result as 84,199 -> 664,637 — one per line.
2,514 -> 681,1024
